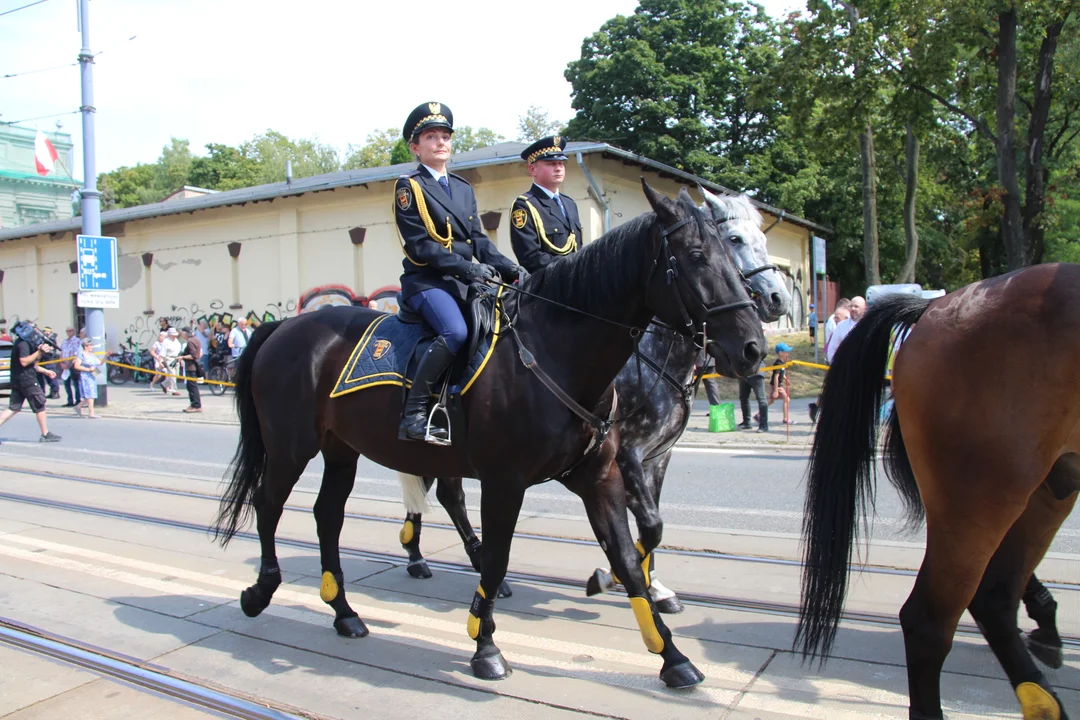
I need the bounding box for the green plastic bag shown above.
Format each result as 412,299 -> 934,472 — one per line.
708,402 -> 736,433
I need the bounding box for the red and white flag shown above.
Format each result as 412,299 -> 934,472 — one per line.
34,130 -> 58,176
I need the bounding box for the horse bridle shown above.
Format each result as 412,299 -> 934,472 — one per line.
649,215 -> 756,347
711,214 -> 781,303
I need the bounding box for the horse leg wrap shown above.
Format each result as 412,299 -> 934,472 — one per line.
464,537 -> 483,573
240,564 -> 280,618
1015,681 -> 1061,720
399,514 -> 420,547
467,585 -> 495,640
320,570 -> 369,638
629,596 -> 665,654
636,541 -> 652,588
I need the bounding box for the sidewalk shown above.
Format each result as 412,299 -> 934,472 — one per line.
53,382 -> 819,449
58,381 -> 240,425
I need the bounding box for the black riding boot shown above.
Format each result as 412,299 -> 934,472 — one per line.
400,336 -> 456,443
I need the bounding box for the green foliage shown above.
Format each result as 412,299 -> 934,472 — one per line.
343,128 -> 400,170
390,139 -> 413,165
517,106 -> 566,142
188,143 -> 261,190
450,126 -> 504,153
99,163 -> 159,210
241,130 -> 341,184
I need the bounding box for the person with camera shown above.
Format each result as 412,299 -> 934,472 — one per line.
0,332 -> 61,442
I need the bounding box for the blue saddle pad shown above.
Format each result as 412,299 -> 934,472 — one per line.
330,299 -> 502,399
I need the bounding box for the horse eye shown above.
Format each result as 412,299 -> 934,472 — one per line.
690,251 -> 708,265
728,235 -> 744,245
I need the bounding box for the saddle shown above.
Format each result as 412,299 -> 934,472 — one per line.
330,284 -> 503,403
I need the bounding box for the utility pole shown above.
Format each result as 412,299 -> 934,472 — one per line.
78,0 -> 107,405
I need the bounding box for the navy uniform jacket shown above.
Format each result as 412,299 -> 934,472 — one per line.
394,167 -> 518,303
509,184 -> 583,273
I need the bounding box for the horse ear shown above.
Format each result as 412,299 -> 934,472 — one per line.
641,178 -> 677,223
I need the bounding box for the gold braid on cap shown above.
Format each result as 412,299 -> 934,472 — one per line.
410,114 -> 449,139
527,145 -> 562,164
521,197 -> 576,255
409,178 -> 453,250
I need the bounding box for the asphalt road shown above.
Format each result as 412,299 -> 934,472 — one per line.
2,411 -> 1078,553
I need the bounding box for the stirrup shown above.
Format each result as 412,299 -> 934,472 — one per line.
424,402 -> 451,446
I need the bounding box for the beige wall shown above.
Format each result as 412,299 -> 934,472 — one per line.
0,155 -> 812,348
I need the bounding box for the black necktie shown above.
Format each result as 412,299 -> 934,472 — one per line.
438,175 -> 451,199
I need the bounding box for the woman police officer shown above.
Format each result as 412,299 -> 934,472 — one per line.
393,102 -> 523,444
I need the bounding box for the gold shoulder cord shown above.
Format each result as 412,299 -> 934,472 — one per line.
524,199 -> 576,255
409,178 -> 453,250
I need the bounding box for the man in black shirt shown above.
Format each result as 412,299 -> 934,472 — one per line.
0,336 -> 61,443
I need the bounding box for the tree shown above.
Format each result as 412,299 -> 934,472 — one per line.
99,163 -> 158,210
188,143 -> 261,190
565,0 -> 793,194
154,137 -> 194,195
343,128 -> 400,169
450,126 -> 504,153
517,106 -> 565,142
241,130 -> 341,184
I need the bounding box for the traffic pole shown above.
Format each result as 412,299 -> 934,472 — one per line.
78,0 -> 106,406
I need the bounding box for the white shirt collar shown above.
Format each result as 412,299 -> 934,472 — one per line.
533,183 -> 559,200
421,164 -> 447,181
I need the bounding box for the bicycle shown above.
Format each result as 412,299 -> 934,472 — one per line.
206,353 -> 238,396
107,338 -> 145,384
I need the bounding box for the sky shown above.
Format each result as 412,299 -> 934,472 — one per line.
1,0 -> 799,178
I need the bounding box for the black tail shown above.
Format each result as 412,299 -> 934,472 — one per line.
794,294 -> 928,661
883,402 -> 924,530
213,320 -> 285,546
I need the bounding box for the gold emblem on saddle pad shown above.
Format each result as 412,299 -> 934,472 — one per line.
511,208 -> 527,229
372,339 -> 392,360
396,186 -> 412,211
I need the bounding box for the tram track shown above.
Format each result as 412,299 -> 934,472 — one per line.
1,478 -> 1079,651
6,462 -> 1080,593
0,617 -> 315,720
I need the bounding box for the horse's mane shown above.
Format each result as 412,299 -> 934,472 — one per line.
707,193 -> 763,229
522,212 -> 656,320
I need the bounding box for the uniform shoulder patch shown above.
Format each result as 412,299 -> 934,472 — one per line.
511,208 -> 528,229
396,186 -> 413,211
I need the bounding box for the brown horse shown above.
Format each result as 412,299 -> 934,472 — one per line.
214,181 -> 765,687
796,263 -> 1080,719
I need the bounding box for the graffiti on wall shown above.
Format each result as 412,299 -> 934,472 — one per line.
119,284 -> 401,348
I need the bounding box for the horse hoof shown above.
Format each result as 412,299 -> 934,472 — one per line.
334,614 -> 369,638
240,588 -> 267,618
655,596 -> 685,615
407,560 -> 432,579
660,660 -> 705,689
471,650 -> 512,680
497,581 -> 513,599
1027,633 -> 1064,670
586,568 -> 614,597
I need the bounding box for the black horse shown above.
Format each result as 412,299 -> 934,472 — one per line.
398,188 -> 791,613
214,181 -> 765,687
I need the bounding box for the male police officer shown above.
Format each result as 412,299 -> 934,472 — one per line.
509,136 -> 584,273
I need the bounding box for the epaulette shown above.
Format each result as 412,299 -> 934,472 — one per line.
400,169 -> 422,179
516,193 -> 532,202
447,171 -> 471,184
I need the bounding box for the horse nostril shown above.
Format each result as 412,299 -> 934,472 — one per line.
743,341 -> 761,364
770,292 -> 783,308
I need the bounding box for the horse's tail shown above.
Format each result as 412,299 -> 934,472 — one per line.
795,294 -> 928,662
398,472 -> 431,514
214,320 -> 285,546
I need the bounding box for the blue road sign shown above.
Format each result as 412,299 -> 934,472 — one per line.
77,235 -> 118,292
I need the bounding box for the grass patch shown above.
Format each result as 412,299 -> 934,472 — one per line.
699,328 -> 826,401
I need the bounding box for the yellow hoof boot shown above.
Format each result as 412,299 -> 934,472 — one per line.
1016,682 -> 1060,720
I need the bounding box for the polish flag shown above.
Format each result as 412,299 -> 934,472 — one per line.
34,131 -> 59,176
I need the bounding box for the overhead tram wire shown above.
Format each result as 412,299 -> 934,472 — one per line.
0,0 -> 50,17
